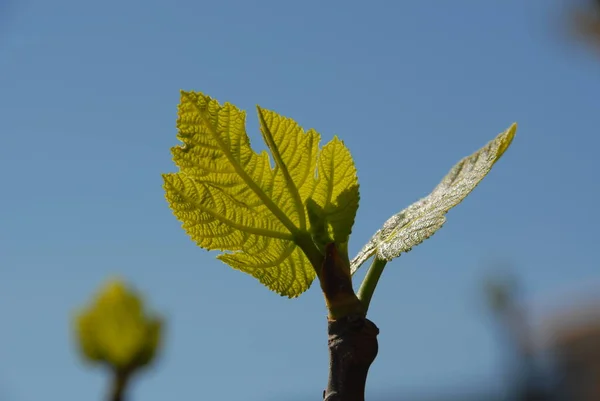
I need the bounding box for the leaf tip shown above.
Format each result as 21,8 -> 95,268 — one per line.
161,172 -> 173,185
179,89 -> 192,100
496,122 -> 517,160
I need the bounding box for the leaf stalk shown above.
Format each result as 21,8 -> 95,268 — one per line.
357,257 -> 388,314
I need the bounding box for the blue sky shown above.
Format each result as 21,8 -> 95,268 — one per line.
1,1 -> 599,400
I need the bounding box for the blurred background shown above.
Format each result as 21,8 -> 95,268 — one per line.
1,0 -> 599,400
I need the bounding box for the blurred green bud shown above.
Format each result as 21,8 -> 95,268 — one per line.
74,278 -> 163,371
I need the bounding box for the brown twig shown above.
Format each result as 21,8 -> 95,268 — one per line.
319,243 -> 380,400
323,315 -> 380,401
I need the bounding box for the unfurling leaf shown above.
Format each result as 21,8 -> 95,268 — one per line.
163,91 -> 359,297
350,123 -> 517,274
307,138 -> 360,253
74,279 -> 163,371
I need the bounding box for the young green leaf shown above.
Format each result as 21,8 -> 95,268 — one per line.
163,91 -> 359,297
350,123 -> 517,275
307,138 -> 360,253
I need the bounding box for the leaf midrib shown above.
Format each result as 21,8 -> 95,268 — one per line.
257,107 -> 308,230
191,97 -> 301,238
172,176 -> 294,241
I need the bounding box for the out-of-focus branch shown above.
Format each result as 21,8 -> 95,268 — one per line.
109,369 -> 131,401
571,0 -> 600,50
